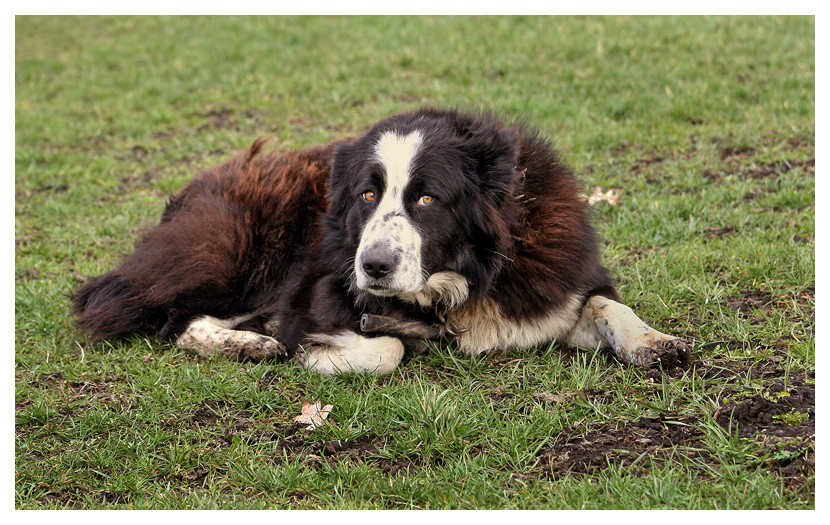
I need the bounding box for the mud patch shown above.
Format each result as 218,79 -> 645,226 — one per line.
37,484 -> 131,509
701,169 -> 723,182
170,466 -> 211,484
16,267 -> 42,280
270,429 -> 420,476
630,153 -> 664,173
714,376 -> 815,491
539,413 -> 706,478
705,225 -> 737,238
724,287 -> 814,328
198,107 -> 259,133
35,183 -> 70,194
727,289 -> 773,314
119,170 -> 163,187
714,379 -> 814,438
706,157 -> 814,182
536,365 -> 814,491
25,372 -> 127,406
16,183 -> 70,201
719,145 -> 755,160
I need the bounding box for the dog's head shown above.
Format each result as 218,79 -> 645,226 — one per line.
325,109 -> 519,310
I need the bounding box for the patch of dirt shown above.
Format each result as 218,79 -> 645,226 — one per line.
719,145 -> 755,160
34,482 -> 131,509
25,372 -> 129,407
535,359 -> 814,493
705,157 -> 814,182
269,428 -> 420,476
38,488 -> 86,509
538,413 -> 707,478
197,107 -> 259,133
119,170 -> 163,187
723,287 -> 814,329
727,289 -> 773,314
98,491 -> 130,505
705,225 -> 737,238
30,371 -> 66,388
185,399 -> 261,437
714,379 -> 814,437
702,169 -> 723,183
714,375 -> 815,491
16,267 -> 42,280
15,183 -> 70,201
630,153 -> 664,173
174,402 -> 421,478
170,466 -> 211,484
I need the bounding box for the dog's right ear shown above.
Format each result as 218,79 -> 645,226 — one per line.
452,121 -> 518,206
471,126 -> 518,180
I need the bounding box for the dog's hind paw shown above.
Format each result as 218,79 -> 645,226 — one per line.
176,316 -> 286,361
236,334 -> 287,361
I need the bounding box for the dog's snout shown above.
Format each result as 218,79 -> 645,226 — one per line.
361,247 -> 399,279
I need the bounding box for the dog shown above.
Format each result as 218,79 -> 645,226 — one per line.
73,108 -> 689,374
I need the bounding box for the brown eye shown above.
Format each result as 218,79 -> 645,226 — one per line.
362,191 -> 376,202
417,195 -> 434,206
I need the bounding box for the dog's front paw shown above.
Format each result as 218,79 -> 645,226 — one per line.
627,336 -> 691,369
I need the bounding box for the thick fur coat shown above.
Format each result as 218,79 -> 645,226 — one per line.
74,109 -> 688,372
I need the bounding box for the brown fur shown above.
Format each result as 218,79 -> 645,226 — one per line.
73,109 -> 686,372
73,139 -> 341,340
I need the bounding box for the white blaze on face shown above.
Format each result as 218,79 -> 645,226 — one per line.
355,130 -> 425,294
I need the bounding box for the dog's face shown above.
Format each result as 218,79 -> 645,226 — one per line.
352,130 -> 428,295
327,111 -> 519,309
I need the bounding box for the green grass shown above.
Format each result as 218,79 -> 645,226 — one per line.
15,16 -> 814,509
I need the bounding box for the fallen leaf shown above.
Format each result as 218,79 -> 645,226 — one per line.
580,186 -> 622,206
293,398 -> 334,430
533,391 -> 567,403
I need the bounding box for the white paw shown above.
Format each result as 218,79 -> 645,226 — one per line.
296,331 -> 404,375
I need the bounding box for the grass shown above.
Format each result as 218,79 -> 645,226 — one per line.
15,16 -> 814,509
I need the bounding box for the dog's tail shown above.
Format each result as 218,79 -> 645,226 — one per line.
72,272 -> 168,341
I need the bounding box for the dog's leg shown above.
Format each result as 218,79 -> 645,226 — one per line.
296,331 -> 405,376
566,295 -> 689,368
176,315 -> 286,361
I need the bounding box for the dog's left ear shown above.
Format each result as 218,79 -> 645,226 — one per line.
327,140 -> 358,222
467,126 -> 518,202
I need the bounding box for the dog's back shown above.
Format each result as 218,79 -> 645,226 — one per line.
73,139 -> 337,342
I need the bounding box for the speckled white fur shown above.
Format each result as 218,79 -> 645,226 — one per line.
176,315 -> 284,359
355,131 -> 425,294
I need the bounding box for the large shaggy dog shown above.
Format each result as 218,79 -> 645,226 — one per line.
73,109 -> 689,374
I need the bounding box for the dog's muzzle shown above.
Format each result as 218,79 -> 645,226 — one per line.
360,244 -> 400,281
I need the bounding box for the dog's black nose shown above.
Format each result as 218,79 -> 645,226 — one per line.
361,247 -> 398,279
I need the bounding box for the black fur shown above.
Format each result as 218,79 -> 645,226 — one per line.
73,109 -> 618,357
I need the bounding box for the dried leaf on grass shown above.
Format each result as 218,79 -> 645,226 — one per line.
293,398 -> 334,430
580,186 -> 622,206
533,391 -> 567,404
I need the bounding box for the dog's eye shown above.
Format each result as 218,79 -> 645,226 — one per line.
362,191 -> 376,202
417,195 -> 434,206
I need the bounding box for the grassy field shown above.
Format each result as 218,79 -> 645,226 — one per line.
15,16 -> 814,509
